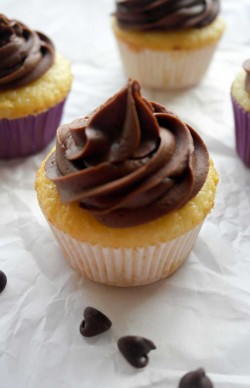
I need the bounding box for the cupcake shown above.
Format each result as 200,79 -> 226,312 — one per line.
111,0 -> 225,89
231,59 -> 250,167
35,79 -> 219,287
0,14 -> 72,159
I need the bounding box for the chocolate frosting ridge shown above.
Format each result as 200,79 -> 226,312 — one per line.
243,59 -> 250,93
46,79 -> 209,228
0,14 -> 54,89
115,0 -> 220,31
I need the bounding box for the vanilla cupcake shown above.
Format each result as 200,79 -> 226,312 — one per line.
35,80 -> 219,286
112,0 -> 225,89
0,14 -> 72,159
231,59 -> 250,167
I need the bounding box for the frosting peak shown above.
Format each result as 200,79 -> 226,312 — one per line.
243,59 -> 250,93
46,80 -> 209,228
0,14 -> 54,89
115,0 -> 220,31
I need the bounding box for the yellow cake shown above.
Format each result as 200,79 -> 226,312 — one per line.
36,154 -> 218,249
231,67 -> 250,112
0,53 -> 72,120
35,80 -> 219,286
112,16 -> 225,53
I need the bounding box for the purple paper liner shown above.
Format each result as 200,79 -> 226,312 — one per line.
231,96 -> 250,167
0,98 -> 66,159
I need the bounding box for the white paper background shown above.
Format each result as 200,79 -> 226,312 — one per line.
1,1 -> 250,387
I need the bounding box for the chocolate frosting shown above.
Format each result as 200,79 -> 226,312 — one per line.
115,0 -> 220,31
243,59 -> 250,93
45,79 -> 209,228
0,14 -> 54,89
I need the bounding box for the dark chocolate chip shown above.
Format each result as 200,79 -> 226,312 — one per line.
117,335 -> 156,368
178,368 -> 213,388
79,306 -> 112,337
0,270 -> 7,293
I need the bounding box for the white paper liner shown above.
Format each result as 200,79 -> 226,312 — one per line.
48,222 -> 203,287
115,40 -> 218,89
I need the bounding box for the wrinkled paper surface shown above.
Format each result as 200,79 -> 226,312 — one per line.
1,1 -> 250,387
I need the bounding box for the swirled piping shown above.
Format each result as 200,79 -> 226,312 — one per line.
45,79 -> 209,227
115,0 -> 220,31
0,14 -> 54,89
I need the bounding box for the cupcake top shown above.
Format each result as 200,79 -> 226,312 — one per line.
45,79 -> 209,228
243,59 -> 250,93
114,0 -> 220,31
231,59 -> 250,113
0,14 -> 55,90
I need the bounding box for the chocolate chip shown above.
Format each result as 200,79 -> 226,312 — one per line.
178,368 -> 213,388
118,336 -> 156,368
0,270 -> 7,293
79,306 -> 112,337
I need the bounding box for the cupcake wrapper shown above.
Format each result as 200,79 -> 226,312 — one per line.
49,222 -> 203,287
0,99 -> 66,159
231,96 -> 250,167
115,41 -> 218,90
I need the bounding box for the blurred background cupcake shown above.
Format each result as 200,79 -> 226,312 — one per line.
0,14 -> 73,159
111,0 -> 225,90
36,79 -> 219,287
231,59 -> 250,167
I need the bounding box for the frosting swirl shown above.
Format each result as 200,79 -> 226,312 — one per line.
0,14 -> 54,89
115,0 -> 220,31
45,79 -> 209,228
243,59 -> 250,93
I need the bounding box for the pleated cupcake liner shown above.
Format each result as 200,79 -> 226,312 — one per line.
231,96 -> 250,167
0,98 -> 66,159
49,222 -> 203,287
115,40 -> 218,90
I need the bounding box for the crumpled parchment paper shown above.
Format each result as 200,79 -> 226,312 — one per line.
1,1 -> 250,387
